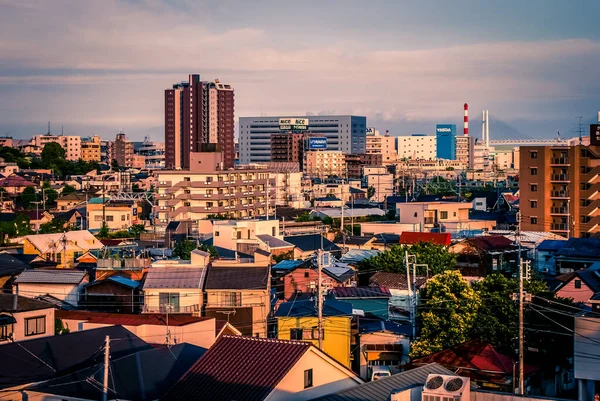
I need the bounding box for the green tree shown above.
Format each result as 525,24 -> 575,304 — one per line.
295,211 -> 311,222
111,159 -> 120,172
273,250 -> 294,263
0,213 -> 32,244
39,218 -> 69,234
20,186 -> 38,209
173,239 -> 198,260
410,270 -> 481,358
61,185 -> 76,196
42,182 -> 58,207
198,243 -> 219,258
128,224 -> 146,238
367,186 -> 376,199
41,142 -> 66,164
98,222 -> 109,238
55,318 -> 70,335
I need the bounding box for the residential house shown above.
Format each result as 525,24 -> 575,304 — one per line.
574,316 -> 600,401
399,231 -> 451,246
339,249 -> 380,266
87,198 -> 140,231
52,209 -> 85,230
330,286 -> 392,321
142,265 -> 205,314
22,230 -> 103,268
20,210 -> 53,232
355,318 -> 412,380
162,335 -> 363,401
81,276 -> 142,313
0,175 -> 35,194
553,269 -> 600,306
450,235 -> 522,276
280,258 -> 355,301
54,192 -> 89,212
334,235 -> 376,251
536,239 -> 569,275
284,233 -> 342,259
275,298 -> 354,368
14,269 -> 88,306
0,325 -> 151,391
369,272 -> 428,313
25,343 -> 206,401
554,238 -> 600,274
0,254 -> 44,293
56,310 -> 218,349
203,260 -> 271,338
213,219 -> 280,252
395,201 -> 472,231
0,294 -> 55,343
371,233 -> 402,251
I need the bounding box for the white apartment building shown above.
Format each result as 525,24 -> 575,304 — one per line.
32,134 -> 81,161
303,150 -> 346,177
366,128 -> 396,164
396,134 -> 436,160
366,173 -> 394,202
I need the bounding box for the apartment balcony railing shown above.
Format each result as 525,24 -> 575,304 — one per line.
550,207 -> 568,214
550,223 -> 569,231
424,218 -> 436,225
550,190 -> 569,198
550,157 -> 569,165
144,304 -> 201,314
550,174 -> 569,181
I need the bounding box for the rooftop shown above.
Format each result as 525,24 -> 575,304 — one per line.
0,294 -> 55,313
143,266 -> 205,289
204,265 -> 269,290
15,269 -> 87,284
284,233 -> 341,253
369,272 -> 428,291
55,310 -> 213,327
332,286 -> 392,299
275,298 -> 353,318
256,234 -> 294,249
400,232 -> 451,246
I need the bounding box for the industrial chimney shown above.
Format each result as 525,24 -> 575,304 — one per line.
463,103 -> 469,136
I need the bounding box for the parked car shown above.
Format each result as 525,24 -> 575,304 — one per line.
370,365 -> 392,381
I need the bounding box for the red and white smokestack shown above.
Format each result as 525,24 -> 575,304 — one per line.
463,103 -> 469,136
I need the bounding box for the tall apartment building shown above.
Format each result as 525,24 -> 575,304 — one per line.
396,134 -> 436,160
239,115 -> 367,164
303,150 -> 346,177
456,136 -> 475,168
154,152 -> 276,224
32,134 -> 81,161
165,74 -> 235,170
135,136 -> 165,169
270,132 -> 325,170
520,144 -> 600,238
345,154 -> 383,178
366,128 -> 396,164
80,136 -> 101,162
111,132 -> 135,167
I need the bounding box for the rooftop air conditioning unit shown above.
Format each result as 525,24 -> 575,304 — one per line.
422,374 -> 470,401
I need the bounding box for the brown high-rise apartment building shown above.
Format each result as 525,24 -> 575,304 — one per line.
270,132 -> 325,170
165,74 -> 235,170
519,144 -> 600,238
111,132 -> 135,167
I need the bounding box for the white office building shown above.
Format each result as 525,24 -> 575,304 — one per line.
396,134 -> 437,160
239,115 -> 367,164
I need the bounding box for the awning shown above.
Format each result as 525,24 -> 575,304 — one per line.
0,315 -> 16,326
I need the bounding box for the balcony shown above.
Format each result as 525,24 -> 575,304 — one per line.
550,223 -> 569,231
550,157 -> 569,165
424,218 -> 436,225
550,190 -> 569,198
144,304 -> 201,314
550,207 -> 568,214
550,174 -> 569,182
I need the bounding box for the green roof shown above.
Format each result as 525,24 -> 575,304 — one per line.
88,197 -> 106,204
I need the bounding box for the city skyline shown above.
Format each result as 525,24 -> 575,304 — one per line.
1,0 -> 600,141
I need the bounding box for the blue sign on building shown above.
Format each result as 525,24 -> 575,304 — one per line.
436,124 -> 457,160
308,137 -> 327,150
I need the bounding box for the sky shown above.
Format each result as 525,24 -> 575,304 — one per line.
1,0 -> 600,141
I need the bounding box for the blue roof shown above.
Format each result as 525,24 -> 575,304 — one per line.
284,234 -> 341,252
272,260 -> 303,270
275,298 -> 353,317
359,318 -> 412,336
107,276 -> 140,289
537,239 -> 569,252
88,197 -> 106,204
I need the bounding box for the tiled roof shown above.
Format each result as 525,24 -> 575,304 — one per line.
162,335 -> 312,401
204,265 -> 269,290
33,294 -> 78,310
24,230 -> 103,254
0,325 -> 150,389
143,267 -> 204,289
284,234 -> 341,252
467,235 -> 514,251
0,294 -> 55,312
85,275 -> 140,289
0,254 -> 32,277
15,269 -> 87,284
556,238 -> 600,259
56,310 -> 212,327
335,236 -> 374,246
332,286 -> 391,299
400,232 -> 451,246
0,175 -> 35,188
373,233 -> 401,245
274,298 -> 353,317
369,272 -> 428,290
537,239 -> 569,252
311,363 -> 454,401
323,265 -> 355,283
256,234 -> 294,249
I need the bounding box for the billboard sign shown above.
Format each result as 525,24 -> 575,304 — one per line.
279,118 -> 309,131
436,124 -> 456,134
308,137 -> 327,149
591,124 -> 600,146
366,127 -> 376,135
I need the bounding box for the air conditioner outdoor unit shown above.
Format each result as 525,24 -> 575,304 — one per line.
422,374 -> 470,401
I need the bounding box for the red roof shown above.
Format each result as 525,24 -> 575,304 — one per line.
163,335 -> 311,401
0,175 -> 35,188
413,340 -> 538,376
468,236 -> 514,251
400,232 -> 451,246
55,310 -> 212,327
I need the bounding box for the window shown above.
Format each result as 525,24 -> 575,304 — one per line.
311,327 -> 324,340
237,231 -> 242,239
272,227 -> 276,236
531,151 -> 538,159
530,200 -> 537,208
56,253 -> 62,264
304,369 -> 313,389
440,211 -> 448,219
121,215 -> 126,221
94,216 -> 103,221
106,215 -> 114,222
25,316 -> 46,336
531,168 -> 538,176
575,280 -> 582,289
530,217 -> 538,224
215,231 -> 220,237
530,184 -> 538,192
0,322 -> 13,340
304,271 -> 309,278
221,292 -> 241,307
159,293 -> 180,312
290,328 -> 303,340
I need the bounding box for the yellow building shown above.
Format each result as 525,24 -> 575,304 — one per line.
275,299 -> 353,368
22,230 -> 104,268
86,198 -> 141,230
81,135 -> 101,162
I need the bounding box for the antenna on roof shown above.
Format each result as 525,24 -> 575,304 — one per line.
47,121 -> 51,135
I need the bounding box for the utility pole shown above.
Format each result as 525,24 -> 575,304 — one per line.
102,335 -> 110,401
516,211 -> 524,395
32,201 -> 42,233
317,249 -> 323,350
266,175 -> 270,221
405,252 -> 416,339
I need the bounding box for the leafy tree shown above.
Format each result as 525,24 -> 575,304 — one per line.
322,216 -> 334,226
128,224 -> 146,237
273,250 -> 294,263
0,213 -> 32,244
20,186 -> 38,209
39,218 -> 69,234
198,243 -> 219,259
61,185 -> 77,196
295,211 -> 311,222
173,239 -> 198,260
367,186 -> 376,199
385,209 -> 396,221
111,159 -> 120,172
410,270 -> 481,358
55,318 -> 70,335
207,213 -> 230,220
98,222 -> 109,239
42,182 -> 58,207
41,142 -> 66,163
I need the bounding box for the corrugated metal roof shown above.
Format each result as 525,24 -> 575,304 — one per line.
143,267 -> 204,289
204,265 -> 269,290
340,249 -> 380,264
310,363 -> 454,401
272,259 -> 303,270
56,310 -> 212,327
256,234 -> 294,249
15,269 -> 87,284
332,286 -> 391,299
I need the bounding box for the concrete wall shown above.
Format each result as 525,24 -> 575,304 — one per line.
16,283 -> 82,305
0,308 -> 55,343
205,289 -> 269,338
